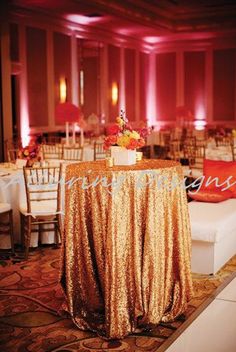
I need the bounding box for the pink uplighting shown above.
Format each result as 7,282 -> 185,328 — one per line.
20,94 -> 30,147
195,101 -> 205,120
194,119 -> 206,130
146,53 -> 157,126
194,99 -> 206,130
20,110 -> 30,147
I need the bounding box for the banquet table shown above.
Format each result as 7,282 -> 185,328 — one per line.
205,146 -> 233,161
61,159 -> 193,339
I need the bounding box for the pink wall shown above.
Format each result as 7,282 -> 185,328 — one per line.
139,52 -> 148,121
53,32 -> 71,124
125,48 -> 135,121
184,51 -> 206,121
8,21 -> 236,133
26,27 -> 48,127
213,49 -> 235,121
156,52 -> 176,121
108,44 -> 120,122
83,56 -> 99,118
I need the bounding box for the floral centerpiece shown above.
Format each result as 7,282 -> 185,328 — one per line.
18,143 -> 41,166
232,129 -> 236,138
104,111 -> 148,150
104,111 -> 149,165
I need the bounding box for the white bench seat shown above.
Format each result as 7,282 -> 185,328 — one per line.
188,199 -> 236,274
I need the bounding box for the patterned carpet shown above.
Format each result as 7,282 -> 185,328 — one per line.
0,247 -> 235,352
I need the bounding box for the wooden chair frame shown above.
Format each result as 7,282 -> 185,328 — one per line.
0,209 -> 14,255
62,146 -> 83,161
94,142 -> 107,160
42,144 -> 63,160
21,165 -> 63,259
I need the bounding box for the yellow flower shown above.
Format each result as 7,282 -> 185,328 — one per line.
116,117 -> 125,127
117,135 -> 130,148
129,131 -> 140,140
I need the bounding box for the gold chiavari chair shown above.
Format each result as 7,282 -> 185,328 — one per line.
137,145 -> 151,159
94,142 -> 107,160
169,140 -> 182,161
215,136 -> 233,147
7,148 -> 19,163
20,165 -> 63,260
183,136 -> 196,146
184,144 -> 205,179
0,203 -> 14,255
62,146 -> 83,161
42,144 -> 63,160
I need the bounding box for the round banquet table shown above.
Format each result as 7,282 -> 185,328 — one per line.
61,159 -> 193,339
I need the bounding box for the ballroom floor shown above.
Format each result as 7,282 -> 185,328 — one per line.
0,246 -> 236,351
166,276 -> 236,352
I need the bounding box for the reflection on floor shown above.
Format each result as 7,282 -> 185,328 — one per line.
166,277 -> 236,352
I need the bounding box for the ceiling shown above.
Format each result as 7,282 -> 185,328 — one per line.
7,0 -> 236,43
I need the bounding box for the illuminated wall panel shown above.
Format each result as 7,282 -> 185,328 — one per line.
213,49 -> 235,121
83,55 -> 99,118
26,27 -> 48,127
108,44 -> 120,122
124,48 -> 135,121
54,32 -> 71,124
184,51 -> 206,120
156,52 -> 176,121
139,52 -> 148,121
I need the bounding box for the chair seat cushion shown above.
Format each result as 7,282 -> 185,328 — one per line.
188,198 -> 236,243
20,199 -> 58,216
0,203 -> 11,213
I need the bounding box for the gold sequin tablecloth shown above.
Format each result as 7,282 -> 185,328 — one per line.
61,159 -> 193,339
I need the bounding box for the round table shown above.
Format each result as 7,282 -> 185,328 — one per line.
61,159 -> 193,339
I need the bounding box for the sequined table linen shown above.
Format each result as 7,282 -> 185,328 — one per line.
61,159 -> 193,339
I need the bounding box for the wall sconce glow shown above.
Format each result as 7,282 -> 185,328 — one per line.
80,70 -> 84,106
146,53 -> 157,126
111,82 -> 118,106
59,78 -> 67,103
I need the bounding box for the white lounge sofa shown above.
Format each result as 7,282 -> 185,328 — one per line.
188,199 -> 236,274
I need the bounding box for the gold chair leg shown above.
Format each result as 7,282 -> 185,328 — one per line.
25,216 -> 32,260
9,210 -> 14,255
56,214 -> 62,244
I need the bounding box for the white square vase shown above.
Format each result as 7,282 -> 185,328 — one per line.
111,146 -> 136,166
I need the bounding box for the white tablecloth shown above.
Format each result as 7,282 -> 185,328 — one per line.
205,146 -> 233,161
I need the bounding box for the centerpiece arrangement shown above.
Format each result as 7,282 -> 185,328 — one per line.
104,111 -> 149,165
18,144 -> 41,167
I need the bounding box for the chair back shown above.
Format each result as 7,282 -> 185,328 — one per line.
7,149 -> 19,162
169,140 -> 181,161
23,165 -> 62,215
62,147 -> 83,161
94,142 -> 107,160
215,136 -> 233,147
42,144 -> 63,160
184,144 -> 205,170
